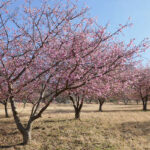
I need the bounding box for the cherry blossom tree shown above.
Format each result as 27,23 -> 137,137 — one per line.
68,89 -> 85,119
85,64 -> 139,111
128,67 -> 150,111
0,0 -> 14,118
0,0 -> 93,144
0,0 -> 149,145
0,97 -> 9,117
88,76 -> 119,112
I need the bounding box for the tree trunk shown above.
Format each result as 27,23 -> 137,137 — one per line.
70,94 -> 83,120
74,108 -> 80,119
99,102 -> 103,112
9,96 -> 32,145
22,127 -> 32,145
4,102 -> 9,118
143,100 -> 147,111
98,98 -> 105,112
124,99 -> 128,105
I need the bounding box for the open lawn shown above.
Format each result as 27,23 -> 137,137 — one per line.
0,103 -> 150,150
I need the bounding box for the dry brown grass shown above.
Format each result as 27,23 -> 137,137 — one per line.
1,103 -> 150,150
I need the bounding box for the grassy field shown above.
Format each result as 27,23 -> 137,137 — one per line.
1,103 -> 150,150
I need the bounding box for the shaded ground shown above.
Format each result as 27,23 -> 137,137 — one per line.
0,103 -> 150,150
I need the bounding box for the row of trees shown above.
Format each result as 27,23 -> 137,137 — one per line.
0,0 -> 149,145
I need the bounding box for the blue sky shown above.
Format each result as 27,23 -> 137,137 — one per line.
10,0 -> 150,64
79,0 -> 150,64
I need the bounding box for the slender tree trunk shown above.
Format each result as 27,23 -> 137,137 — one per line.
142,100 -> 147,111
99,102 -> 103,112
89,99 -> 92,104
22,123 -> 32,145
69,94 -> 84,120
4,102 -> 9,118
98,98 -> 105,112
9,96 -> 32,145
74,108 -> 80,119
124,99 -> 128,105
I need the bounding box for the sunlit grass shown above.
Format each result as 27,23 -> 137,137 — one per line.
0,103 -> 150,150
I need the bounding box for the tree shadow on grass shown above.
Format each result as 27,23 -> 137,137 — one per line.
0,143 -> 23,149
45,109 -> 99,114
113,120 -> 150,137
0,115 -> 6,119
44,118 -> 74,123
115,103 -> 141,105
44,108 -> 149,115
0,115 -> 12,120
100,109 -> 150,113
0,113 -> 30,120
114,105 -> 141,108
0,120 -> 15,126
47,109 -> 74,114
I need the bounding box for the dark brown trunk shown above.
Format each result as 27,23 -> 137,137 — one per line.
142,97 -> 147,111
143,100 -> 147,111
98,98 -> 105,112
9,96 -> 32,145
74,102 -> 83,120
124,99 -> 128,105
22,124 -> 32,145
4,102 -> 9,118
70,94 -> 84,120
75,108 -> 80,119
99,103 -> 103,112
